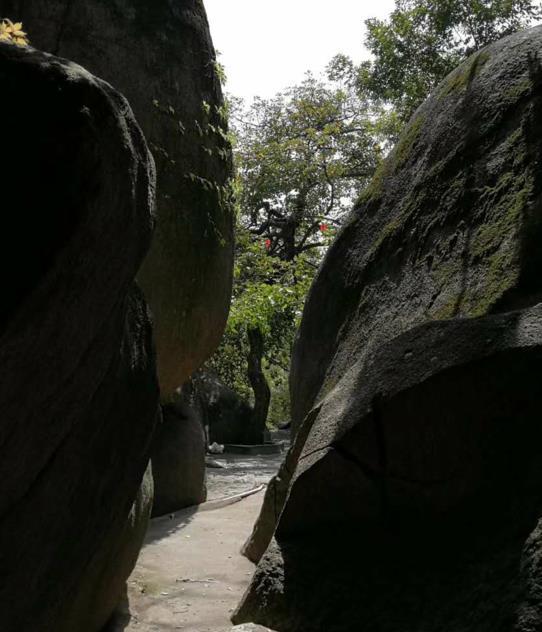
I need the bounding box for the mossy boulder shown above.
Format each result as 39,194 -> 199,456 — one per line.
0,43 -> 158,631
0,0 -> 235,396
237,26 -> 542,632
292,26 -> 542,431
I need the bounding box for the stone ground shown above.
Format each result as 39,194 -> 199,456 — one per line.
206,450 -> 285,500
107,449 -> 285,632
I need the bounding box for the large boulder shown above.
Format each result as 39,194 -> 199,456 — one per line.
193,371 -> 255,445
291,27 -> 542,431
0,42 -> 158,632
0,0 -> 235,395
236,305 -> 542,631
236,26 -> 542,631
151,394 -> 207,517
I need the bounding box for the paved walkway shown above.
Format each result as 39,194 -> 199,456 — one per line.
109,451 -> 284,631
206,451 -> 285,500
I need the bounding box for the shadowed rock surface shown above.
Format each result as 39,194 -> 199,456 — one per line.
237,26 -> 542,631
151,395 -> 207,518
0,43 -> 158,632
193,371 -> 255,445
0,0 -> 235,395
236,304 -> 542,631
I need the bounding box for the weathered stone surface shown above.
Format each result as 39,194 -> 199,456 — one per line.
0,0 -> 235,395
235,304 -> 542,631
292,26 -> 542,431
236,26 -> 542,632
152,394 -> 207,517
193,371 -> 255,445
241,414 -> 313,563
0,42 -> 158,632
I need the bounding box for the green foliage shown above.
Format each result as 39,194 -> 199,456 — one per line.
207,223 -> 317,414
233,70 -> 384,258
359,0 -> 542,122
208,70 -> 382,422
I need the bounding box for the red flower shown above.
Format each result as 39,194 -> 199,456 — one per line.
264,238 -> 271,250
319,223 -> 329,233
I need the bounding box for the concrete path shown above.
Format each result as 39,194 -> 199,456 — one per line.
108,451 -> 284,631
206,451 -> 285,500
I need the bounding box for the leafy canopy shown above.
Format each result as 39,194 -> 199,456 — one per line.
208,68 -> 382,420
233,70 -> 385,260
359,0 -> 542,121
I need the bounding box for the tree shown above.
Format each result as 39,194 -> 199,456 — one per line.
359,0 -> 542,122
207,223 -> 317,439
234,71 -> 383,260
208,72 -> 381,437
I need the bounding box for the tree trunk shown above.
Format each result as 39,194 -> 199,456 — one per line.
247,327 -> 271,444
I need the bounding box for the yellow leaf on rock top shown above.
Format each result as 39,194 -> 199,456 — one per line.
0,18 -> 29,46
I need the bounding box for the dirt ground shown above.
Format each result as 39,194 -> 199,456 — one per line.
108,451 -> 284,632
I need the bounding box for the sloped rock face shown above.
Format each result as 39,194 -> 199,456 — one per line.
291,26 -> 542,431
236,26 -> 542,631
237,306 -> 542,631
0,0 -> 235,395
0,43 -> 158,632
152,395 -> 207,518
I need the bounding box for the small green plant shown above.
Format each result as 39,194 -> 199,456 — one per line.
0,19 -> 29,46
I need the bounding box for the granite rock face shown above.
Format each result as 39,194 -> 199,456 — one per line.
237,305 -> 542,631
0,43 -> 158,632
152,394 -> 207,517
236,26 -> 542,631
0,0 -> 235,395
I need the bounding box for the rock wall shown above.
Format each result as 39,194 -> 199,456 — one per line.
0,0 -> 235,396
193,371 -> 256,445
236,26 -> 542,631
151,394 -> 207,518
0,43 -> 158,631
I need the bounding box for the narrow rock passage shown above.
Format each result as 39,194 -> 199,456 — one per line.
109,452 -> 284,631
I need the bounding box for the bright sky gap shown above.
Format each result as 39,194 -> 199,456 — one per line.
205,0 -> 396,102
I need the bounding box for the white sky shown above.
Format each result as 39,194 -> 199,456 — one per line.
204,0 -> 396,102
